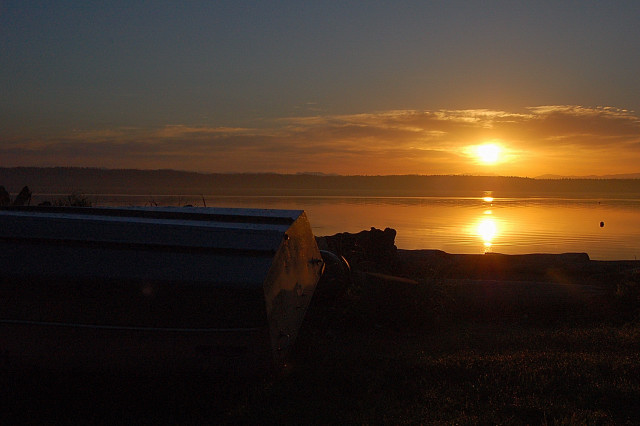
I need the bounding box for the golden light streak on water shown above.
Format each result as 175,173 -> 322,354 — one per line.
476,217 -> 498,251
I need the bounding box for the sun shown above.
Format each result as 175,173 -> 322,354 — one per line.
475,143 -> 501,164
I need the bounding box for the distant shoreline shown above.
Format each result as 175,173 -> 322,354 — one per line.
2,167 -> 640,198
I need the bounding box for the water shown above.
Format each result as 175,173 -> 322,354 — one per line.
33,193 -> 640,260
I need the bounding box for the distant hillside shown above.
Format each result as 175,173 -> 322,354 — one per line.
536,173 -> 640,179
1,167 -> 640,198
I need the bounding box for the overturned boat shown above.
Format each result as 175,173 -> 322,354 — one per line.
0,206 -> 324,374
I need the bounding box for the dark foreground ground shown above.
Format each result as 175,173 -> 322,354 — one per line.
2,241 -> 639,424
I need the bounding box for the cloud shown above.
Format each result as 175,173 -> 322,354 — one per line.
523,106 -> 640,145
1,106 -> 639,175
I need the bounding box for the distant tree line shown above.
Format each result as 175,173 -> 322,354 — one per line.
1,167 -> 640,198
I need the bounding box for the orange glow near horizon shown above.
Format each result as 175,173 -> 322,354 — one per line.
3,106 -> 639,177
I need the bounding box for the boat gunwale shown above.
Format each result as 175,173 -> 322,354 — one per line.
0,205 -> 300,226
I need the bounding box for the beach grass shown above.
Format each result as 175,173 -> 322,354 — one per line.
230,275 -> 639,425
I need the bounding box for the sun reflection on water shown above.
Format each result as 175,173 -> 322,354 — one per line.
476,216 -> 498,252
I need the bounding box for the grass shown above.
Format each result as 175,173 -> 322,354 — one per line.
227,276 -> 639,425
3,265 -> 639,424
51,192 -> 94,207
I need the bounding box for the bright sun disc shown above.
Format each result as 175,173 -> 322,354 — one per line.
476,143 -> 501,164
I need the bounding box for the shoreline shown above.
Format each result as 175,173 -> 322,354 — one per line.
318,228 -> 640,288
397,249 -> 640,279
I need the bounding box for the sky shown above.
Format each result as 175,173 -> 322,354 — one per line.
2,1 -> 640,177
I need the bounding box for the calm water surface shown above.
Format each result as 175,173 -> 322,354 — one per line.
36,194 -> 640,260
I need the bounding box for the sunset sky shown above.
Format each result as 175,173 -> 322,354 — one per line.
2,1 -> 640,177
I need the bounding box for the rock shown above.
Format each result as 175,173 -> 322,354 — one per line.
0,186 -> 10,206
12,186 -> 32,206
316,227 -> 398,274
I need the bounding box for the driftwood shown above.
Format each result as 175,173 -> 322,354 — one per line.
316,227 -> 398,274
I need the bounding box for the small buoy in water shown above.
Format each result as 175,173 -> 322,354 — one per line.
600,221 -> 605,228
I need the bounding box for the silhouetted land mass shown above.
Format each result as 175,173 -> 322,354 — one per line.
1,167 -> 640,197
2,228 -> 639,424
536,172 -> 640,179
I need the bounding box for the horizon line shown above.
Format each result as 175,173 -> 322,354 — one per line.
3,166 -> 640,180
